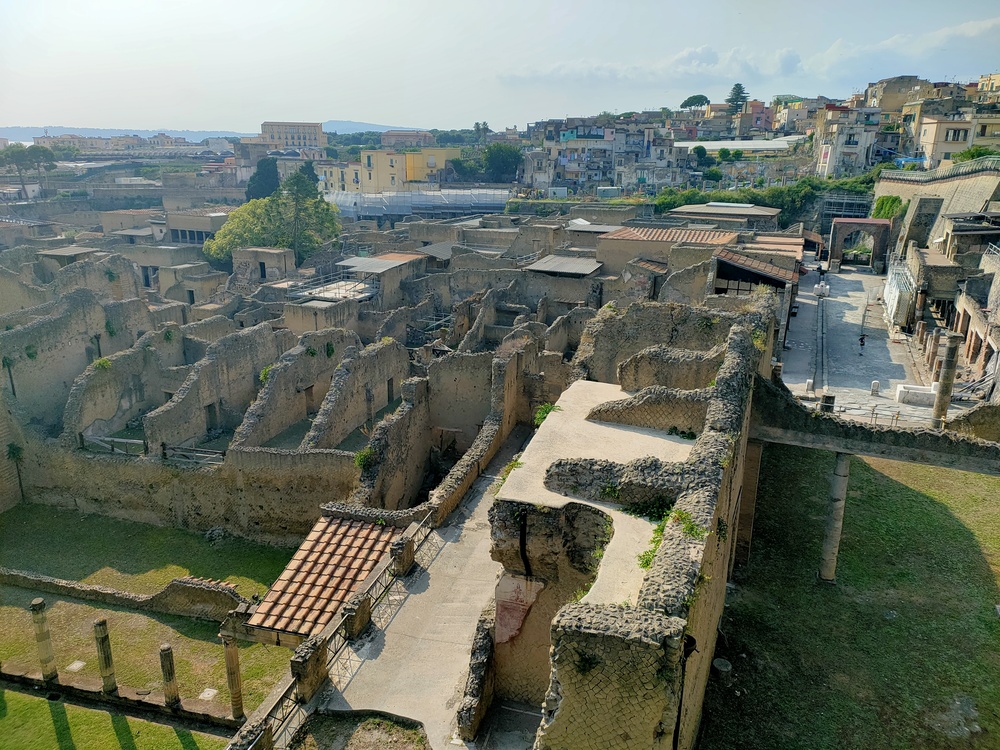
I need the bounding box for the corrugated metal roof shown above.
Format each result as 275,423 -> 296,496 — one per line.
525,255 -> 603,276
247,517 -> 398,637
416,241 -> 455,260
337,253 -> 422,273
602,226 -> 738,245
714,248 -> 798,284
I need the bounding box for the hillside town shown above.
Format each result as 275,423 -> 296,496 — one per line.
3,13 -> 1000,750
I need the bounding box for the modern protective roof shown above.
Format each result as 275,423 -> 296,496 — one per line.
714,248 -> 797,284
416,241 -> 455,260
524,255 -> 603,276
37,245 -> 100,258
566,223 -> 623,234
667,203 -> 782,218
247,517 -> 398,637
602,226 -> 738,245
111,227 -> 154,236
337,252 -> 423,274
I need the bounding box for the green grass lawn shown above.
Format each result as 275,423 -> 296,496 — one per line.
0,688 -> 227,750
700,445 -> 1000,750
0,504 -> 294,598
0,586 -> 290,714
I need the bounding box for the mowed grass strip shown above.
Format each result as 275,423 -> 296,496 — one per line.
699,445 -> 1000,750
0,688 -> 227,750
0,504 -> 293,597
0,586 -> 289,714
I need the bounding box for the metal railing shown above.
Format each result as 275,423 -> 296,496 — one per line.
879,156 -> 1000,183
162,444 -> 226,465
80,434 -> 148,457
234,509 -> 438,749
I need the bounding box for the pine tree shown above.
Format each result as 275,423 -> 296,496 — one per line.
725,83 -> 749,115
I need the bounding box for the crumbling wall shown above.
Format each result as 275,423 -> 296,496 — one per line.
573,303 -> 740,385
375,296 -> 437,343
231,329 -> 361,449
427,352 -> 494,452
659,260 -> 712,304
618,343 -> 727,391
51,253 -> 143,302
283,298 -> 361,337
489,500 -> 613,704
0,392 -> 23,511
543,307 -> 596,357
144,323 -> 294,448
946,402 -> 1000,443
0,266 -> 49,315
303,339 -> 411,450
61,327 -> 190,441
0,289 -> 150,432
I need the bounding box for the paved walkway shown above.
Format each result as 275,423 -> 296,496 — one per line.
782,267 -> 972,428
321,428 -> 531,750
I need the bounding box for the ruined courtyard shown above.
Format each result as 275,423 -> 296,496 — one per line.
1,157 -> 1000,750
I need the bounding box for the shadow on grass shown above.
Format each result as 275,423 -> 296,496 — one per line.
0,504 -> 294,594
111,713 -> 138,750
175,727 -> 202,750
699,444 -> 1000,750
48,699 -> 76,750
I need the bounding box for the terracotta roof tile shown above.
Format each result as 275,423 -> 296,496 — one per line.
602,226 -> 738,245
714,248 -> 798,284
247,517 -> 398,638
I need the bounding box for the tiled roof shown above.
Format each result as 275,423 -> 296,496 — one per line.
247,517 -> 398,637
714,248 -> 798,284
632,259 -> 671,274
602,226 -> 738,245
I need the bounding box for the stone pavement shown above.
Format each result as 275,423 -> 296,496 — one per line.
321,428 -> 531,750
781,266 -> 972,429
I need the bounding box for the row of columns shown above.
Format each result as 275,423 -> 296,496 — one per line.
913,324 -> 963,428
25,598 -> 244,720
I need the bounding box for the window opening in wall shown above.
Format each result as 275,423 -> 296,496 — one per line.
387,378 -> 394,403
205,403 -> 219,431
304,385 -> 316,415
186,289 -> 195,304
259,261 -> 267,280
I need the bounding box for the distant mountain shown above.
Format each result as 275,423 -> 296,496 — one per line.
0,126 -> 253,143
0,121 -> 425,144
322,120 -> 423,134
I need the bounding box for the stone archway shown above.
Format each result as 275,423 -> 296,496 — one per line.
828,218 -> 891,273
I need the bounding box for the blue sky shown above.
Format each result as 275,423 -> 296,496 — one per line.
1,0 -> 998,131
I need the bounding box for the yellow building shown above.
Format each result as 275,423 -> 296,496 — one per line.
356,148 -> 462,192
978,74 -> 1000,104
260,122 -> 324,149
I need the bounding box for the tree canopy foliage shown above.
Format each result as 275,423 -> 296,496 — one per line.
952,145 -> 1000,163
482,143 -> 522,182
725,83 -> 749,114
206,172 -> 339,264
680,94 -> 710,109
245,157 -> 280,201
299,160 -> 319,184
654,167 -> 882,226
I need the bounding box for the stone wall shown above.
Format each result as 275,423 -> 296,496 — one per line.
303,339 -> 411,450
573,303 -> 740,385
231,329 -> 361,449
946,402 -> 1000,442
427,352 -> 494,451
283,298 -> 361,337
0,392 -> 23,512
24,440 -> 342,544
489,500 -> 613,704
0,568 -> 246,621
543,306 -> 595,356
618,343 -> 726,391
0,289 -> 150,431
144,323 -> 294,449
0,266 -> 49,315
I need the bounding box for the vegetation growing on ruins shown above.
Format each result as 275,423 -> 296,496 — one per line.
701,445 -> 1000,749
872,194 -> 909,219
637,517 -> 667,569
533,402 -> 561,427
354,445 -> 378,472
497,456 -> 523,487
259,363 -> 274,384
93,357 -> 112,370
669,508 -> 709,540
290,714 -> 429,750
0,689 -> 226,750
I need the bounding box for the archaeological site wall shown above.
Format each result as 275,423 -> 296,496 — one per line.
144,323 -> 295,449
230,329 -> 361,449
303,339 -> 411,450
427,352 -> 494,452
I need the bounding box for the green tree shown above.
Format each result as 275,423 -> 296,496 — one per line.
482,143 -> 522,182
324,146 -> 340,159
298,160 -> 320,184
702,168 -> 724,183
245,157 -> 280,201
725,83 -> 749,114
680,94 -> 710,110
24,145 -> 56,182
952,145 -> 1000,163
1,143 -> 32,196
691,145 -> 716,168
717,147 -> 732,162
205,174 -> 340,264
731,149 -> 744,161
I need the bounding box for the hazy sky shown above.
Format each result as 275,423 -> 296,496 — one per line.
1,0 -> 998,132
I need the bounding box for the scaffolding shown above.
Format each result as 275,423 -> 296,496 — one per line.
819,191 -> 872,235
